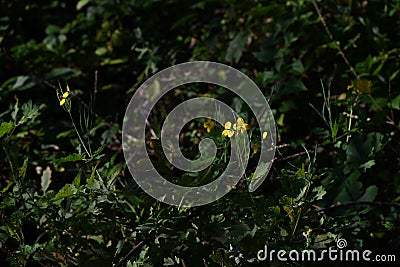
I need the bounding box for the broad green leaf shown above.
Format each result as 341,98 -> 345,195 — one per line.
358,185 -> 378,201
10,76 -> 37,91
389,94 -> 400,110
12,76 -> 29,89
225,32 -> 247,63
43,67 -> 82,80
290,59 -> 305,75
0,122 -> 13,138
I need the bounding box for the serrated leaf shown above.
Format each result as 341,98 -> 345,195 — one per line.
312,185 -> 327,200
19,100 -> 43,125
41,166 -> 52,193
0,122 -> 13,138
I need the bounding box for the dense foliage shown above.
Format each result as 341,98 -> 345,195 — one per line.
1,0 -> 399,266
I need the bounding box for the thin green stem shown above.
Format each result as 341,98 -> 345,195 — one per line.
347,95 -> 358,142
68,111 -> 91,158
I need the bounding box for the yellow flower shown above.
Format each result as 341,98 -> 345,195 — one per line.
59,84 -> 70,106
347,79 -> 372,94
252,145 -> 259,154
233,117 -> 249,135
203,118 -> 215,133
262,131 -> 268,139
222,121 -> 234,138
307,228 -> 313,235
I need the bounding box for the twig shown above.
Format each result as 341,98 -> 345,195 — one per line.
275,150 -> 312,162
312,0 -> 357,78
115,240 -> 145,267
93,70 -> 98,104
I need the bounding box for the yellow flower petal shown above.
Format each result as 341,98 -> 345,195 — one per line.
262,131 -> 268,139
60,98 -> 66,106
222,129 -> 234,138
252,145 -> 259,154
233,117 -> 249,134
66,85 -> 70,92
224,121 -> 232,130
204,118 -> 215,133
62,92 -> 69,98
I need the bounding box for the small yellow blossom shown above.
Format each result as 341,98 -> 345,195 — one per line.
307,228 -> 313,235
222,121 -> 234,138
59,84 -> 70,106
233,117 -> 249,135
203,118 -> 215,133
252,145 -> 259,154
347,79 -> 372,94
262,131 -> 268,139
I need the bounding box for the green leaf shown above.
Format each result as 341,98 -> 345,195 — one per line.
92,144 -> 107,158
290,59 -> 305,75
312,185 -> 327,200
85,235 -> 104,244
334,170 -> 362,202
73,171 -> 81,188
358,185 -> 378,201
55,184 -> 73,199
9,76 -> 38,92
50,153 -> 85,164
163,257 -> 175,266
249,161 -> 272,192
95,47 -> 107,56
0,122 -> 13,138
389,94 -> 400,110
18,157 -> 28,179
41,166 -> 52,194
225,32 -> 247,63
76,0 -> 90,10
19,100 -> 43,125
43,67 -> 82,80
